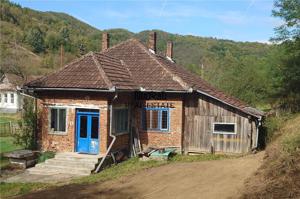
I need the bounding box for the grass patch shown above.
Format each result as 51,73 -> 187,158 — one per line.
0,182 -> 50,198
0,137 -> 23,169
169,153 -> 233,162
37,151 -> 55,163
0,113 -> 21,123
0,137 -> 23,154
73,157 -> 167,184
264,114 -> 293,143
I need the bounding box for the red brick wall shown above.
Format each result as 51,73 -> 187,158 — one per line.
135,98 -> 183,150
36,92 -> 184,154
37,91 -> 109,154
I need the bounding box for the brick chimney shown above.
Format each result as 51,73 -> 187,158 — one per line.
166,41 -> 173,59
102,32 -> 109,51
148,32 -> 157,53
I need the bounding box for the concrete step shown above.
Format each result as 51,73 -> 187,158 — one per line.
27,166 -> 91,176
27,152 -> 102,176
35,163 -> 92,172
45,159 -> 97,168
55,152 -> 103,159
36,161 -> 95,170
54,156 -> 100,163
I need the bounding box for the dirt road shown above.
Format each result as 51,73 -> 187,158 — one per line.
20,152 -> 264,199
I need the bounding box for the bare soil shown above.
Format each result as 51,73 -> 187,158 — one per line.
18,152 -> 264,199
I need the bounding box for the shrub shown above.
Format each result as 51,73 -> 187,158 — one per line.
14,98 -> 37,150
37,151 -> 55,163
265,114 -> 292,143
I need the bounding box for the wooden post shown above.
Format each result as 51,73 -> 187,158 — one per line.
9,121 -> 12,135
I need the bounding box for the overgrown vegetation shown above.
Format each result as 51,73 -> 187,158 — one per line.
242,114 -> 300,198
37,151 -> 55,163
14,98 -> 37,149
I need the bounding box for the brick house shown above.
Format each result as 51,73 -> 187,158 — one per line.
24,32 -> 264,156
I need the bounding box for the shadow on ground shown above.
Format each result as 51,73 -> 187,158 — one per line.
19,183 -> 141,199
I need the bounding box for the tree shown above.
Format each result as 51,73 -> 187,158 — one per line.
272,0 -> 300,111
25,27 -> 45,53
45,32 -> 60,52
272,0 -> 300,42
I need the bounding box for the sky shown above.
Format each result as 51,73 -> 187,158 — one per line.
11,0 -> 281,43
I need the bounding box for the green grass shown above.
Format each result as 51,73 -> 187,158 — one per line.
0,113 -> 21,123
0,137 -> 23,169
0,182 -> 50,198
281,114 -> 300,154
169,153 -> 235,162
37,151 -> 55,163
73,157 -> 167,184
0,137 -> 23,154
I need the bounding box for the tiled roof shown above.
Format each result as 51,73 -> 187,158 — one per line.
0,73 -> 23,91
26,52 -> 137,90
103,39 -> 186,91
25,39 -> 263,117
103,39 -> 263,117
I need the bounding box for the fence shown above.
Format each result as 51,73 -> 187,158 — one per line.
0,122 -> 20,137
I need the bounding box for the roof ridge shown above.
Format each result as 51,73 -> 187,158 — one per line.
101,38 -> 137,53
91,52 -> 114,89
134,40 -> 191,91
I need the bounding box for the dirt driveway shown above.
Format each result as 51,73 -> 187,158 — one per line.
19,152 -> 264,199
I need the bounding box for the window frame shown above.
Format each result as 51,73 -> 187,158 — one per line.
4,93 -> 7,103
10,93 -> 14,104
212,122 -> 236,135
142,107 -> 170,132
48,107 -> 68,135
113,106 -> 129,136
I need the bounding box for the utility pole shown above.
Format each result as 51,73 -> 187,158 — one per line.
60,44 -> 64,67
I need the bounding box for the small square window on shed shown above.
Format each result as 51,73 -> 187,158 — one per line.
213,123 -> 236,134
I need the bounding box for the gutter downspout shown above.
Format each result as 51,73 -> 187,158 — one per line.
95,91 -> 118,173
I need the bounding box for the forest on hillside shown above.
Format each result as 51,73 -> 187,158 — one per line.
0,0 -> 299,111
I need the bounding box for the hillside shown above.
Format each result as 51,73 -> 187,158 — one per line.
241,114 -> 300,198
0,0 -> 276,105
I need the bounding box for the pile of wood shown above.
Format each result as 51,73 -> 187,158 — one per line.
4,150 -> 38,168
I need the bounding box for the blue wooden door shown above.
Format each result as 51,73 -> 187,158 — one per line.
76,111 -> 99,154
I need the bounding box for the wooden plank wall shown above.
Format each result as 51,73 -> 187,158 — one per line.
184,94 -> 257,154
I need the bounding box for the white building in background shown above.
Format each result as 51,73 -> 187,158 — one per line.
0,73 -> 23,113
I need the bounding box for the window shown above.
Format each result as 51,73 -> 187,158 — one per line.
143,108 -> 170,132
113,108 -> 129,135
4,93 -> 7,103
10,93 -> 14,103
213,123 -> 236,134
91,116 -> 99,139
50,107 -> 67,133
